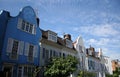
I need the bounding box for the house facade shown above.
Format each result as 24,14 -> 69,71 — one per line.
0,6 -> 42,77
103,56 -> 113,75
73,36 -> 86,72
86,46 -> 105,77
40,30 -> 77,77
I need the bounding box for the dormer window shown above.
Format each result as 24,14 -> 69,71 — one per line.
89,50 -> 92,55
48,30 -> 57,42
17,18 -> 36,34
66,39 -> 73,48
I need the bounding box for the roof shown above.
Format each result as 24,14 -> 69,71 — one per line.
41,29 -> 76,51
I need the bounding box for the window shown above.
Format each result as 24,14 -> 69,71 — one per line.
24,43 -> 37,62
50,50 -> 53,58
63,53 -> 65,57
105,59 -> 108,64
42,48 -> 45,59
11,40 -> 19,60
23,66 -> 34,77
89,50 -> 92,55
48,30 -> 57,42
45,49 -> 49,59
44,49 -> 49,64
18,18 -> 36,34
66,39 -> 73,48
55,51 -> 58,57
7,38 -> 24,59
18,67 -> 22,77
59,52 -> 61,57
28,45 -> 34,62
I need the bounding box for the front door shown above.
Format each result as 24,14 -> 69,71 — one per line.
3,66 -> 12,77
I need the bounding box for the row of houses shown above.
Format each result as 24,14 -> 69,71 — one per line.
0,6 -> 113,77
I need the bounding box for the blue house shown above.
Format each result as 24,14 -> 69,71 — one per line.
0,6 -> 42,77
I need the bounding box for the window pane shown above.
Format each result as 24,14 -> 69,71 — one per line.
29,24 -> 33,33
21,21 -> 25,30
50,50 -> 52,58
28,45 -> 34,62
45,50 -> 49,59
59,52 -> 61,57
18,67 -> 22,77
42,48 -> 45,58
26,23 -> 29,32
18,19 -> 35,34
24,66 -> 27,77
29,45 -> 34,56
11,40 -> 19,59
53,51 -> 55,57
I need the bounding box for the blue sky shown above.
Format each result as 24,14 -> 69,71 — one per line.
0,0 -> 120,60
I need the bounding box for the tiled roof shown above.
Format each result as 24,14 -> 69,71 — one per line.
41,29 -> 76,50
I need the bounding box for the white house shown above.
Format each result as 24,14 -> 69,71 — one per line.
39,30 -> 77,77
73,36 -> 86,71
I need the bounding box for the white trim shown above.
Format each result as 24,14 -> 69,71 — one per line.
7,38 -> 13,53
17,18 -> 36,35
24,42 -> 29,56
18,41 -> 24,55
33,45 -> 38,58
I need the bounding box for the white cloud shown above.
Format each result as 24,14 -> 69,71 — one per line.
86,37 -> 120,48
73,23 -> 120,37
109,53 -> 120,60
99,47 -> 120,60
86,38 -> 109,47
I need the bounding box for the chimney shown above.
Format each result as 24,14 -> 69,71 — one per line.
64,34 -> 71,40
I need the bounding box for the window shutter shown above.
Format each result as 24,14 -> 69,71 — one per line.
17,18 -> 22,29
24,42 -> 29,56
33,26 -> 36,34
33,45 -> 38,58
7,38 -> 13,53
18,41 -> 24,55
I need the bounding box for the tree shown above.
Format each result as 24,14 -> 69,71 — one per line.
105,73 -> 113,77
113,67 -> 120,77
78,71 -> 96,77
44,55 -> 78,77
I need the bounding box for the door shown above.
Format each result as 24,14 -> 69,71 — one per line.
3,66 -> 12,77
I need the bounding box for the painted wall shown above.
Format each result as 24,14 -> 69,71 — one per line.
74,36 -> 86,70
1,6 -> 42,66
0,11 -> 10,52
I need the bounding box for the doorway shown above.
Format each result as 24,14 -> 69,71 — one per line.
3,66 -> 12,77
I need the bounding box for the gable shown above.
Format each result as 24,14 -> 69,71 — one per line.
19,6 -> 37,25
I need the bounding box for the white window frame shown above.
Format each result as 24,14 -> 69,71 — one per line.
10,39 -> 19,60
17,18 -> 36,35
24,42 -> 38,62
7,38 -> 24,60
28,44 -> 34,62
66,39 -> 73,48
18,65 -> 34,77
48,31 -> 57,42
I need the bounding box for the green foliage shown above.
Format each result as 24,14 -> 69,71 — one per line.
33,67 -> 41,77
105,73 -> 113,77
113,67 -> 120,77
78,71 -> 96,77
44,55 -> 78,77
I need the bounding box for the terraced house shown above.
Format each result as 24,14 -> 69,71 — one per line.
0,6 -> 113,77
0,6 -> 42,77
39,30 -> 77,77
86,46 -> 105,77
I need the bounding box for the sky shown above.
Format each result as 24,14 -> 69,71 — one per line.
0,0 -> 120,60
